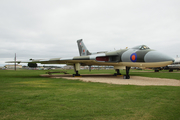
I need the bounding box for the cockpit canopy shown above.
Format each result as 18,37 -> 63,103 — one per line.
132,45 -> 150,50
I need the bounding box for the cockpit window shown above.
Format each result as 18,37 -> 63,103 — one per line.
132,45 -> 150,50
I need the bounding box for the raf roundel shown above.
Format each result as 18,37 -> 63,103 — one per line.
130,53 -> 137,62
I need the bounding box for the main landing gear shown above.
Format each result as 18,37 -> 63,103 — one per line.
123,67 -> 130,79
73,71 -> 81,77
114,67 -> 131,79
114,69 -> 121,76
73,63 -> 81,77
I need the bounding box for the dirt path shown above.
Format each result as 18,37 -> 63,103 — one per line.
41,74 -> 180,86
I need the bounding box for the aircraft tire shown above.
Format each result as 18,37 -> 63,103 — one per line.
123,75 -> 130,79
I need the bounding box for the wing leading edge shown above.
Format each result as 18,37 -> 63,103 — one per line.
5,52 -> 121,66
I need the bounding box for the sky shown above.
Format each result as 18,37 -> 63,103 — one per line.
1,0 -> 180,66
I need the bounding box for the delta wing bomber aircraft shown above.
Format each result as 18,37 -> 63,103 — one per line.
6,39 -> 174,79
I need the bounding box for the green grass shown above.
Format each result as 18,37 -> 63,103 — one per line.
0,69 -> 180,120
130,69 -> 180,80
62,69 -> 180,80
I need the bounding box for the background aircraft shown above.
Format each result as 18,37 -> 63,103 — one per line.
163,57 -> 180,72
6,39 -> 174,79
153,57 -> 180,72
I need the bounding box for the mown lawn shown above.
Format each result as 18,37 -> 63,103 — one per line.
0,69 -> 180,120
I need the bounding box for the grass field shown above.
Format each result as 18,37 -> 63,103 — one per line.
0,69 -> 180,120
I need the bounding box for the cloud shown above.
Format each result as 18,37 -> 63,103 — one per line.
0,0 -> 180,66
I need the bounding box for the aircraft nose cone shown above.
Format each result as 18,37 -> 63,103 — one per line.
144,51 -> 174,63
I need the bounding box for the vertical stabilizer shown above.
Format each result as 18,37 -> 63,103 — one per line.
77,39 -> 91,56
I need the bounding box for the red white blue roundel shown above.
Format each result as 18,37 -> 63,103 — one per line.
130,53 -> 137,62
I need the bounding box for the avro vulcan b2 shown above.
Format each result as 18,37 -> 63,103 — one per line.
6,39 -> 174,79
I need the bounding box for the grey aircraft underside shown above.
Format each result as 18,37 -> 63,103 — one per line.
6,39 -> 174,79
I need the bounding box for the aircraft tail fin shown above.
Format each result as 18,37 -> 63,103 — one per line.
77,39 -> 91,56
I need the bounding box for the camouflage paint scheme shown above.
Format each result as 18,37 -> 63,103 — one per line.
6,39 -> 174,78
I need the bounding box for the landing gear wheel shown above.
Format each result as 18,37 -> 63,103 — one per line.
73,71 -> 80,77
73,74 -> 80,77
114,69 -> 121,76
123,75 -> 130,79
154,70 -> 159,72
